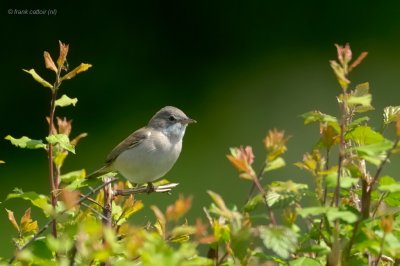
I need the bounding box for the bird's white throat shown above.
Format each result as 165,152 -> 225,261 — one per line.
162,122 -> 187,143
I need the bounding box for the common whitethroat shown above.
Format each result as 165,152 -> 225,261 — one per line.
86,106 -> 196,190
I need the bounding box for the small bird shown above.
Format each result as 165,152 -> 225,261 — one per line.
86,106 -> 196,191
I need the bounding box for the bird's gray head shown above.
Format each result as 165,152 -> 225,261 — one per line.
148,106 -> 196,141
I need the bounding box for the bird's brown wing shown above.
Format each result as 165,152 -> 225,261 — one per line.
105,127 -> 149,164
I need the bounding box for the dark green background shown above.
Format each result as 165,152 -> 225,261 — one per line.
2,0 -> 400,257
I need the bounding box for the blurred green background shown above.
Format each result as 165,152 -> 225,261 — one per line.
2,0 -> 400,257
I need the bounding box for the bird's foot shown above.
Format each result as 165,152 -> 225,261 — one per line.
146,182 -> 155,194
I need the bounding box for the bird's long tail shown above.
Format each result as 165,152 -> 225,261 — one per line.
85,165 -> 113,180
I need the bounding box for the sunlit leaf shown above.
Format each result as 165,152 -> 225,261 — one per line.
260,225 -> 297,259
300,111 -> 338,125
5,209 -> 20,232
55,94 -> 78,107
61,63 -> 92,81
349,51 -> 368,72
330,60 -> 350,89
5,135 -> 46,149
6,189 -> 52,216
326,174 -> 358,189
298,206 -> 358,223
264,129 -> 290,161
378,182 -> 400,193
60,169 -> 86,183
354,140 -> 393,166
20,208 -> 38,235
289,257 -> 322,266
348,116 -> 370,129
43,51 -> 57,73
57,40 -> 69,68
383,106 -> 400,125
46,134 -> 75,153
22,69 -> 53,89
346,126 -> 383,145
264,157 -> 285,172
166,195 -> 192,221
326,208 -> 358,223
347,82 -> 374,112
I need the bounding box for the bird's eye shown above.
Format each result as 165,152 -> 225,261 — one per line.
168,115 -> 176,121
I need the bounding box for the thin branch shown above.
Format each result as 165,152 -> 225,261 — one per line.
372,192 -> 389,218
370,138 -> 399,188
9,177 -> 118,265
245,161 -> 266,203
114,183 -> 179,196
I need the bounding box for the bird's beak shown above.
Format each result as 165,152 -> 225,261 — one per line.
181,117 -> 197,124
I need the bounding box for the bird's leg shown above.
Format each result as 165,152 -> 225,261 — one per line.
146,182 -> 155,193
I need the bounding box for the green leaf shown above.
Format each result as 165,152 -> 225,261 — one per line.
379,175 -> 396,186
260,226 -> 297,259
5,135 -> 46,149
378,183 -> 400,193
353,140 -> 393,166
244,193 -> 263,212
326,174 -> 359,189
346,126 -> 384,145
298,207 -> 358,223
326,208 -> 358,223
297,207 -> 329,218
60,169 -> 86,183
264,157 -> 286,172
60,169 -> 87,189
289,257 -> 322,266
23,69 -> 53,89
348,95 -> 372,108
46,134 -> 75,153
6,189 -> 52,216
348,116 -> 370,129
300,111 -> 338,125
383,106 -> 400,125
347,82 -> 374,113
55,94 -> 78,107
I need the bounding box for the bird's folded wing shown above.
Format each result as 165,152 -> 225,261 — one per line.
105,127 -> 149,164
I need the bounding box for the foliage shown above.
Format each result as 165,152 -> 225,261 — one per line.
3,41 -> 400,266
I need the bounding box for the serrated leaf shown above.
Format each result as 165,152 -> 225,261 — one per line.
383,106 -> 400,125
46,134 -> 75,153
6,190 -> 52,216
61,63 -> 92,81
346,126 -> 384,145
264,157 -> 285,172
55,94 -> 78,107
260,226 -> 297,259
23,69 -> 53,89
5,135 -> 46,149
